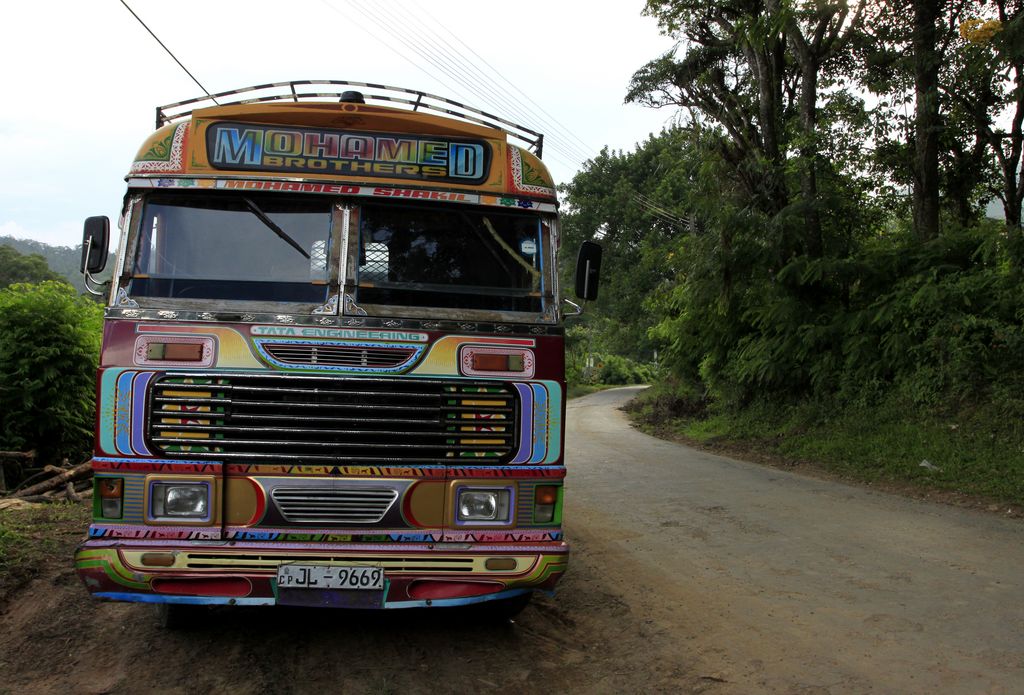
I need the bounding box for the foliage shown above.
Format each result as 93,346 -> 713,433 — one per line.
560,1 -> 1024,497
595,354 -> 658,385
566,323 -> 657,386
0,236 -> 115,294
0,282 -> 103,464
0,244 -> 64,288
559,129 -> 698,361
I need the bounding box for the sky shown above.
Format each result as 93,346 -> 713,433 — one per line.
0,0 -> 678,250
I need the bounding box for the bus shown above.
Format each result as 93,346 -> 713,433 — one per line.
74,81 -> 601,626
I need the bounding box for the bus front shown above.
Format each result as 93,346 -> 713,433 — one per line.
74,85 -> 573,622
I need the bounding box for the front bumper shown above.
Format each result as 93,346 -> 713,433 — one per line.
75,539 -> 568,608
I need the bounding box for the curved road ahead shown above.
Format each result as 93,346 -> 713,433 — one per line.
565,387 -> 1024,694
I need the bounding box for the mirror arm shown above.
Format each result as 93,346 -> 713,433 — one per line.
562,298 -> 583,317
83,272 -> 108,297
80,234 -> 93,274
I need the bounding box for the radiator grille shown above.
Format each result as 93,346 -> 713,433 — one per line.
271,487 -> 398,524
147,373 -> 518,463
259,341 -> 420,370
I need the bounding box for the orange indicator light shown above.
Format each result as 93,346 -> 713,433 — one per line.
534,485 -> 559,524
535,486 -> 558,505
98,478 -> 123,499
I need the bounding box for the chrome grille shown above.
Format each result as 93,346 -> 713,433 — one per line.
147,373 -> 518,463
271,487 -> 398,524
259,341 -> 419,370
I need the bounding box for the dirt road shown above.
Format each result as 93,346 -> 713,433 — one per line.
2,386 -> 1021,694
566,387 -> 1024,693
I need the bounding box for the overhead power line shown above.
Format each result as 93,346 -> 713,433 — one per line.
634,198 -> 688,230
635,192 -> 689,226
387,0 -> 595,166
397,0 -> 598,160
118,0 -> 217,104
318,1 -> 581,167
327,0 -> 584,172
327,0 -> 589,170
368,2 -> 591,165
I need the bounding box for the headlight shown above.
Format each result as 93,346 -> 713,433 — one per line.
151,482 -> 209,519
457,489 -> 511,523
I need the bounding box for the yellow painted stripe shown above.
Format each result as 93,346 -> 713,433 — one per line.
163,390 -> 211,398
159,431 -> 210,439
461,399 -> 506,407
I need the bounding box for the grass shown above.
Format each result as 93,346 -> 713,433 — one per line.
0,502 -> 90,602
626,382 -> 1024,506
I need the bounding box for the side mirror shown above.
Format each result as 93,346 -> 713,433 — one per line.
574,240 -> 602,301
80,216 -> 109,274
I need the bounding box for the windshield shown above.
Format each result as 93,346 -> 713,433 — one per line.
356,204 -> 546,313
126,194 -> 332,303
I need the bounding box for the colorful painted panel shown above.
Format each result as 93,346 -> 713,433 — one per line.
507,146 -> 556,198
510,381 -> 563,464
206,122 -> 491,184
102,369 -> 158,457
129,123 -> 189,175
127,177 -> 559,213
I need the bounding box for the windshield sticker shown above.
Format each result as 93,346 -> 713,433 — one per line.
207,122 -> 490,184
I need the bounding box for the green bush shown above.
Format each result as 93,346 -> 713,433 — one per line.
624,378 -> 708,427
595,354 -> 657,385
648,219 -> 1024,412
0,281 -> 102,465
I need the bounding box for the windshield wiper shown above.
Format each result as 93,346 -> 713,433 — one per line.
241,197 -> 310,259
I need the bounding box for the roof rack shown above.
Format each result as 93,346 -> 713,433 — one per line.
156,80 -> 544,158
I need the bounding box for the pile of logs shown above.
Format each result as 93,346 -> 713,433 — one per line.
0,451 -> 92,505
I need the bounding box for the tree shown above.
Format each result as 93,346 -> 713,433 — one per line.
957,4 -> 1024,230
626,1 -> 792,218
560,131 -> 695,359
910,0 -> 943,241
628,0 -> 865,258
779,0 -> 866,256
0,244 -> 64,288
566,0 -> 1024,410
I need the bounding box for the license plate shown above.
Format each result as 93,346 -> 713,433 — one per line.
277,564 -> 384,590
